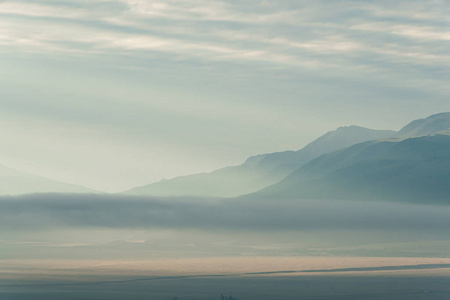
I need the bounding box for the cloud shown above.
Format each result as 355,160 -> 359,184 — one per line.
1,0 -> 449,106
1,0 -> 449,194
1,194 -> 450,232
1,0 -> 449,70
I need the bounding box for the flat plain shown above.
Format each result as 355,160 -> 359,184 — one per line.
2,257 -> 450,300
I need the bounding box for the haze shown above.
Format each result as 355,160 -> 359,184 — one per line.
2,1 -> 450,299
1,0 -> 450,192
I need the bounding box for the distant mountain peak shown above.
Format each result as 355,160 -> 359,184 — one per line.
336,125 -> 364,130
124,112 -> 450,199
427,112 -> 450,119
248,134 -> 450,204
0,164 -> 98,195
124,125 -> 395,197
396,112 -> 450,138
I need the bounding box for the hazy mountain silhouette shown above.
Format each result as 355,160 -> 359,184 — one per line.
395,112 -> 450,138
7,112 -> 445,198
250,133 -> 450,204
124,126 -> 394,197
243,125 -> 395,168
0,164 -> 97,195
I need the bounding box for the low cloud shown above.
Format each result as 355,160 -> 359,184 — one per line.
1,193 -> 450,232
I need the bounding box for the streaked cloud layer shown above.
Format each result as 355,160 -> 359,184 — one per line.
0,0 -> 449,191
1,0 -> 449,69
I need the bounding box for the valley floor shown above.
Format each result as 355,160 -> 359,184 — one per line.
2,257 -> 450,300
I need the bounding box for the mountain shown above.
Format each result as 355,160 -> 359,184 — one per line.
250,133 -> 450,204
0,164 -> 97,195
244,126 -> 395,169
395,112 -> 450,138
124,126 -> 395,197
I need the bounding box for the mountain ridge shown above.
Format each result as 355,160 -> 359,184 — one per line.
124,126 -> 395,197
247,133 -> 450,204
0,164 -> 99,195
395,112 -> 450,138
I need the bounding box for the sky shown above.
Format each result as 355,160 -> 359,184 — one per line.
0,0 -> 449,192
